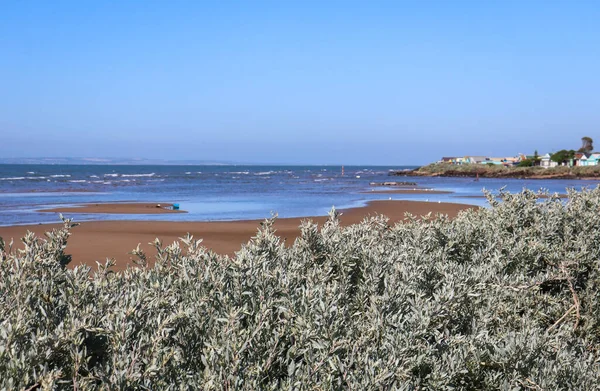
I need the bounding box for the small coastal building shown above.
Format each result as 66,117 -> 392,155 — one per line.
503,157 -> 521,166
466,156 -> 487,164
439,156 -> 471,165
540,153 -> 558,168
580,153 -> 600,166
447,155 -> 520,166
485,157 -> 505,165
440,157 -> 458,164
573,153 -> 589,166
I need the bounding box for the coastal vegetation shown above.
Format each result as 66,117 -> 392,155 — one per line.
402,162 -> 600,179
2,189 -> 600,388
579,136 -> 594,154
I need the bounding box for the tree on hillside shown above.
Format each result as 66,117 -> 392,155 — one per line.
578,137 -> 594,154
533,150 -> 541,166
518,159 -> 534,167
551,149 -> 575,164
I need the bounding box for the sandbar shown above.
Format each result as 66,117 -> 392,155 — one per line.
0,200 -> 477,271
38,203 -> 185,214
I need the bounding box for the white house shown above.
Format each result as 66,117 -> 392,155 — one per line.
540,153 -> 558,168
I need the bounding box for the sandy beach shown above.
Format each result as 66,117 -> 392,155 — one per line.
0,200 -> 476,271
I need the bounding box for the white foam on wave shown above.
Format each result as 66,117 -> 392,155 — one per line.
255,171 -> 275,176
50,174 -> 71,178
0,177 -> 25,181
90,175 -> 99,178
229,171 -> 250,175
69,180 -> 87,183
104,173 -> 119,177
185,172 -> 192,174
27,171 -> 35,174
121,173 -> 155,177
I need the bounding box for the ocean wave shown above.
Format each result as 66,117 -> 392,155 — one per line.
90,175 -> 99,178
69,180 -> 87,183
255,171 -> 275,176
50,174 -> 71,178
27,171 -> 35,174
229,171 -> 250,175
121,173 -> 155,177
104,173 -> 119,177
0,176 -> 49,180
185,172 -> 192,175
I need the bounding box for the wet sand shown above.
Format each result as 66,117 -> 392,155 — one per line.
363,189 -> 453,194
38,202 -> 185,214
0,200 -> 477,271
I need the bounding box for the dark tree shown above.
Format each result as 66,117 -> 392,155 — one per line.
518,159 -> 534,167
551,149 -> 575,164
578,137 -> 594,154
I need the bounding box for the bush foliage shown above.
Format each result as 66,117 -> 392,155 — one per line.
2,189 -> 600,389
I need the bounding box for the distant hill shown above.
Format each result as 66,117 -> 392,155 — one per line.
0,157 -> 236,165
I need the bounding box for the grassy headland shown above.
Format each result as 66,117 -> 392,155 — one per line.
398,162 -> 600,179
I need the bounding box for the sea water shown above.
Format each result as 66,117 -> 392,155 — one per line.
0,164 -> 598,226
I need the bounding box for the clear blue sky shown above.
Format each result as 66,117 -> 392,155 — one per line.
1,1 -> 599,164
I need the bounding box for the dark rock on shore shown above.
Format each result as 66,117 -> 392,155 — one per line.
388,169 -> 414,176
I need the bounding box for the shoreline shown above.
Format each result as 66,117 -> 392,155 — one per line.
362,189 -> 453,194
37,202 -> 186,214
0,200 -> 478,271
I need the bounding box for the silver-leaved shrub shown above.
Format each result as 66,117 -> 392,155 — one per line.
2,189 -> 600,390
